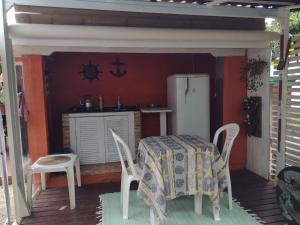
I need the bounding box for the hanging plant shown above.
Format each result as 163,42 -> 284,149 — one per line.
241,58 -> 268,92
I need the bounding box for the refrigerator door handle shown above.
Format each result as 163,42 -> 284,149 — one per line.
185,77 -> 190,104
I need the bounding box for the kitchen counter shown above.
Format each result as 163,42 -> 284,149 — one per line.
67,106 -> 139,114
140,107 -> 172,113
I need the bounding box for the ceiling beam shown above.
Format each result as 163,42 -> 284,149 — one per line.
9,24 -> 280,42
4,0 -> 279,18
13,46 -> 248,56
8,23 -> 280,55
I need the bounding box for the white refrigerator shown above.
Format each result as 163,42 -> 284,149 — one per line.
167,74 -> 210,140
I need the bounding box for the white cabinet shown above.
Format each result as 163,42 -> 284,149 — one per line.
104,116 -> 129,163
68,112 -> 135,165
75,117 -> 105,164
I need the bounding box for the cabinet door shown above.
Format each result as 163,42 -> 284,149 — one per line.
104,116 -> 129,163
75,117 -> 105,164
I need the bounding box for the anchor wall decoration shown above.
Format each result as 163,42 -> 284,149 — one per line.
110,57 -> 127,78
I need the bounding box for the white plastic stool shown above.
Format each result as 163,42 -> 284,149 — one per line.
26,154 -> 81,209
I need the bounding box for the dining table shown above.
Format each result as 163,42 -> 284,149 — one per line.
136,135 -> 227,225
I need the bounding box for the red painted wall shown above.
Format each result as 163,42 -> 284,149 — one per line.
47,53 -> 216,151
20,53 -> 247,174
223,56 -> 247,170
18,53 -> 248,188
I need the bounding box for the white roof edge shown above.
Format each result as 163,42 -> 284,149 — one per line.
4,0 -> 279,18
12,46 -> 248,56
9,24 -> 280,42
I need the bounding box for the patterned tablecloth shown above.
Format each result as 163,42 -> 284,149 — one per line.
137,135 -> 227,221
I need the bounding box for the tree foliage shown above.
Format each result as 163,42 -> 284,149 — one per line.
267,11 -> 300,35
289,11 -> 300,35
267,11 -> 300,60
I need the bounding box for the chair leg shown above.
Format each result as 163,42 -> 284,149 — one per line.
75,158 -> 82,187
122,178 -> 130,219
120,172 -> 124,206
66,167 -> 76,210
213,206 -> 220,221
213,177 -> 221,221
150,207 -> 160,225
226,166 -> 233,210
26,171 -> 33,208
194,194 -> 203,215
41,172 -> 46,190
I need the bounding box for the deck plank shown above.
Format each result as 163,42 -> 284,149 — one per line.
20,170 -> 286,225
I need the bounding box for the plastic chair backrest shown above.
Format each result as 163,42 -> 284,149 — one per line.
213,123 -> 240,165
110,129 -> 138,178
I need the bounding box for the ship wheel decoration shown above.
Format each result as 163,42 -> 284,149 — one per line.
110,57 -> 127,78
80,60 -> 102,82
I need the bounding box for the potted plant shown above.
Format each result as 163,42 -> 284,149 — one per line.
241,58 -> 268,92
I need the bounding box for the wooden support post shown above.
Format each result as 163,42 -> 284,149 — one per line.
0,0 -> 30,223
276,9 -> 290,175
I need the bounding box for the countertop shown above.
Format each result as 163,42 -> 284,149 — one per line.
65,106 -> 172,115
140,107 -> 172,113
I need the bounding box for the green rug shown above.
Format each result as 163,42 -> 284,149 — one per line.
98,191 -> 262,225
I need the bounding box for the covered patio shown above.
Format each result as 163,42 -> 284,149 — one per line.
0,0 -> 299,225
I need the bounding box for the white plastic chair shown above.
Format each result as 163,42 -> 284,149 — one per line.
110,129 -> 141,219
214,123 -> 240,210
194,123 -> 240,218
26,154 -> 81,210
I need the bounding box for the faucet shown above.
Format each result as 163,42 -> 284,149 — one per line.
117,96 -> 122,110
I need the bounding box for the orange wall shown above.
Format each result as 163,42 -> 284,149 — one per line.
22,55 -> 49,162
223,56 -> 247,170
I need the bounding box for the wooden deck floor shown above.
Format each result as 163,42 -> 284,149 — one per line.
231,171 -> 285,225
21,170 -> 286,225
